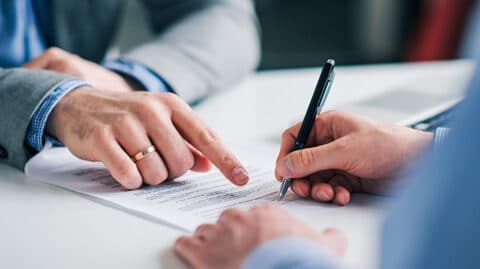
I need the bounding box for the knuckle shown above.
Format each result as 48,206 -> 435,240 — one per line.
115,113 -> 137,130
195,224 -> 212,234
45,47 -> 63,57
219,208 -> 244,222
166,153 -> 194,179
228,210 -> 248,223
195,224 -> 208,232
174,236 -> 188,249
133,98 -> 161,118
197,128 -> 218,147
143,97 -> 159,110
294,149 -> 316,171
56,60 -> 74,72
322,110 -> 342,122
329,110 -> 350,121
159,92 -> 180,104
159,93 -> 191,113
325,109 -> 340,117
334,138 -> 349,152
92,126 -> 112,143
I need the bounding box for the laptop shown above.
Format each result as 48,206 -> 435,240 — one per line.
337,72 -> 471,131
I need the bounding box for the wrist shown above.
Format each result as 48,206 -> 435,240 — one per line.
45,86 -> 95,140
26,79 -> 91,152
400,128 -> 434,162
415,129 -> 434,147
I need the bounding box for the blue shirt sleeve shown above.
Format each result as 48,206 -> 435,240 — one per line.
380,63 -> 480,269
241,237 -> 340,269
433,127 -> 450,151
26,79 -> 91,151
103,59 -> 172,93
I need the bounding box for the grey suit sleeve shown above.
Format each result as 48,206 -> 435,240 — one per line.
121,0 -> 261,103
0,68 -> 78,169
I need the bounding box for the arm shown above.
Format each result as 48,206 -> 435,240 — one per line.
122,0 -> 261,103
0,68 -> 82,169
275,111 -> 433,205
25,1 -> 260,104
17,1 -> 258,188
173,205 -> 346,269
380,67 -> 480,269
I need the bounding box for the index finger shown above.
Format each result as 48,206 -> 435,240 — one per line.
169,97 -> 249,186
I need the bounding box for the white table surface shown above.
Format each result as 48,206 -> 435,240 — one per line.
0,60 -> 474,269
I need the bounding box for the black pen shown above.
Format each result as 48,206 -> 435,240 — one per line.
278,59 -> 336,201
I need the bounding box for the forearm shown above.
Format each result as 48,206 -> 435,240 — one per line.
122,0 -> 261,103
0,68 -> 79,169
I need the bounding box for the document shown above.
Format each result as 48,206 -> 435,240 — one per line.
25,147 -> 333,231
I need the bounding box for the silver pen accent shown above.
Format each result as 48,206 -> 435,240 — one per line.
278,178 -> 291,201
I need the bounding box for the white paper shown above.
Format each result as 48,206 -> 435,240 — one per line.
25,147 -> 334,231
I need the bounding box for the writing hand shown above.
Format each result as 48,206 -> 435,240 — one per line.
275,111 -> 432,205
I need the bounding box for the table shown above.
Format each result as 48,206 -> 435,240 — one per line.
0,60 -> 474,269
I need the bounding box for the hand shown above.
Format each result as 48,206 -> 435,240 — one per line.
275,111 -> 433,205
174,204 -> 347,269
46,86 -> 249,189
24,47 -> 141,92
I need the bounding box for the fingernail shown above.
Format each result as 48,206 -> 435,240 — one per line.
127,180 -> 142,190
340,194 -> 348,205
232,167 -> 249,184
316,190 -> 330,201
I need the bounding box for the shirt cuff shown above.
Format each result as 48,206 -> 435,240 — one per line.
103,59 -> 172,93
241,237 -> 339,269
434,127 -> 451,151
26,79 -> 91,152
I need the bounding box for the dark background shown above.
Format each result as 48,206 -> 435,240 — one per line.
255,0 -> 422,69
116,0 -> 474,70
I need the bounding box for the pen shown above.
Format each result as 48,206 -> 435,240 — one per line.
278,59 -> 336,201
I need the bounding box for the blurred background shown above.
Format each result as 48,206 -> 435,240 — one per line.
255,0 -> 477,69
115,0 -> 479,70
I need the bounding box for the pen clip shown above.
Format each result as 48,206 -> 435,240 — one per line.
319,71 -> 335,109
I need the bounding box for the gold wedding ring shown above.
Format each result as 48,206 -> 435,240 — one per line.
131,145 -> 156,162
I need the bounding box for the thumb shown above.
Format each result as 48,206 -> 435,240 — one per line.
23,47 -> 66,69
276,138 -> 349,178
